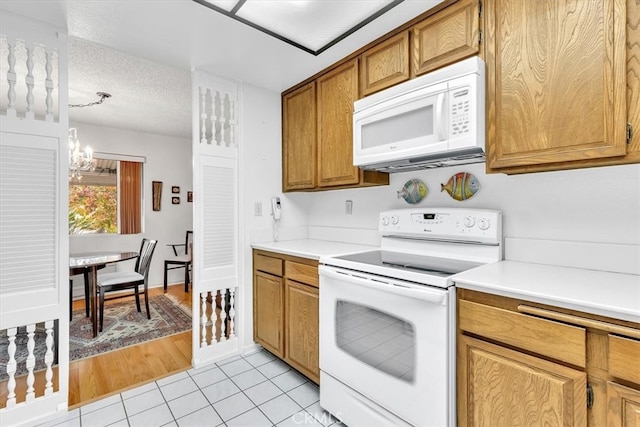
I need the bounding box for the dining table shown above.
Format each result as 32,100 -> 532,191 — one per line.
69,251 -> 138,337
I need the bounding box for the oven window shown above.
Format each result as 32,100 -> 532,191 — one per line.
335,301 -> 415,383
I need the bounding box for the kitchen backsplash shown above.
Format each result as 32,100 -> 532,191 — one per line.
274,162 -> 640,274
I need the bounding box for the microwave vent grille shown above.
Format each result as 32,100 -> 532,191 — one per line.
359,147 -> 485,173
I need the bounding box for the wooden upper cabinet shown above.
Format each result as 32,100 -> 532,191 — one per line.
317,59 -> 361,188
360,32 -> 410,97
411,0 -> 480,77
625,0 -> 640,163
282,82 -> 316,191
485,0 -> 628,171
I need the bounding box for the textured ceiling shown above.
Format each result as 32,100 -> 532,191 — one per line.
1,0 -> 444,139
69,37 -> 192,139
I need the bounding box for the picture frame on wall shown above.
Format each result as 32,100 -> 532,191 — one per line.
187,191 -> 193,203
172,196 -> 180,205
152,181 -> 163,211
172,186 -> 180,194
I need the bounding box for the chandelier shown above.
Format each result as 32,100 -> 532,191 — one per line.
68,128 -> 95,180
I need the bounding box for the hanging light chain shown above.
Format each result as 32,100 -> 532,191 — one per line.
69,91 -> 112,108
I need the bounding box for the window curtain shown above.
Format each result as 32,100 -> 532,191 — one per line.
119,161 -> 142,234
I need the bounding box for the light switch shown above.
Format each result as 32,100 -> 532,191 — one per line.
345,200 -> 353,215
254,202 -> 262,216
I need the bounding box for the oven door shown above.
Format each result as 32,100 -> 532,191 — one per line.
319,265 -> 452,427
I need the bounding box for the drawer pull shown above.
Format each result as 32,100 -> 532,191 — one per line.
517,305 -> 640,339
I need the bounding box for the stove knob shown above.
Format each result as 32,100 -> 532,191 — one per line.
478,218 -> 490,230
464,216 -> 475,227
391,215 -> 399,225
382,216 -> 389,226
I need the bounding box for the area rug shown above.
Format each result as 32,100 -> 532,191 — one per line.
1,294 -> 191,380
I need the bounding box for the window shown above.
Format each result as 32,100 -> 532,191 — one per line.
69,158 -> 143,235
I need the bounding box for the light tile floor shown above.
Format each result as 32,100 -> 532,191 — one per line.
36,350 -> 342,427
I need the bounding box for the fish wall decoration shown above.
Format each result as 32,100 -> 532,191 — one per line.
441,172 -> 480,201
398,179 -> 428,204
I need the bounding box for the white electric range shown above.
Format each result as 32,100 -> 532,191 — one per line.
319,207 -> 502,426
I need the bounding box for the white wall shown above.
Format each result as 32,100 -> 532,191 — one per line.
304,162 -> 640,247
239,83 -> 311,351
68,122 -> 193,294
237,85 -> 640,351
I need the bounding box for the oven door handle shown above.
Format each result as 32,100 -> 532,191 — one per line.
320,266 -> 448,305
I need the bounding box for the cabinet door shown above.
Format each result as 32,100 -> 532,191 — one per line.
411,0 -> 480,77
485,0 -> 627,171
626,0 -> 640,161
458,335 -> 587,426
285,280 -> 319,383
360,32 -> 410,96
283,82 -> 316,191
317,59 -> 360,187
254,271 -> 283,357
608,382 -> 640,427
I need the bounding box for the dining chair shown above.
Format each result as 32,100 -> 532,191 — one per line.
164,230 -> 193,292
70,266 -> 109,320
97,238 -> 158,332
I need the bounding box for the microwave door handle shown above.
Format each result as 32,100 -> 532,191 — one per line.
435,92 -> 447,141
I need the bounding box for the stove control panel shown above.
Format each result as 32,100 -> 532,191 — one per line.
379,208 -> 502,244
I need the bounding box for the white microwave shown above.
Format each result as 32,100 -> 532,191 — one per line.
353,56 -> 485,172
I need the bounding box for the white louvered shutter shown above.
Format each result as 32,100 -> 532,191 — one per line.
0,10 -> 70,425
191,71 -> 240,365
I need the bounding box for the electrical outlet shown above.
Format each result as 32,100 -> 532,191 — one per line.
254,202 -> 262,216
345,200 -> 353,215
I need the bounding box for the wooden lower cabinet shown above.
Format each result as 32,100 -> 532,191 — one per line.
285,279 -> 319,383
253,271 -> 283,357
457,289 -> 640,427
458,335 -> 587,426
608,382 -> 640,427
253,249 -> 320,384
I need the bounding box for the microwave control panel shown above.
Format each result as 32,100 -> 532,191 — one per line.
449,86 -> 471,136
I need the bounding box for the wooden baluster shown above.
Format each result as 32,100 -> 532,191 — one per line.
44,320 -> 54,395
25,43 -> 35,120
25,323 -> 36,401
5,327 -> 17,408
45,49 -> 54,122
215,90 -> 222,146
229,98 -> 236,147
220,289 -> 227,342
6,37 -> 17,118
200,291 -> 207,347
220,94 -> 227,146
228,287 -> 236,339
200,87 -> 207,144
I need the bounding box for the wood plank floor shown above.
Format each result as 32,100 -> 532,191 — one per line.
1,284 -> 193,410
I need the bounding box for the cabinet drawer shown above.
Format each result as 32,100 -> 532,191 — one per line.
459,300 -> 586,367
254,254 -> 283,276
609,335 -> 640,384
285,261 -> 318,288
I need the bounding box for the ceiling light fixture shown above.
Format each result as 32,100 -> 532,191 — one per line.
68,128 -> 96,181
69,91 -> 112,108
192,0 -> 404,55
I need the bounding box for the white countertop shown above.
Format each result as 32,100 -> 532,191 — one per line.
453,260 -> 640,323
251,239 -> 375,260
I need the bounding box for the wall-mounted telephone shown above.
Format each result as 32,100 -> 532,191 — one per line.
271,197 -> 282,221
